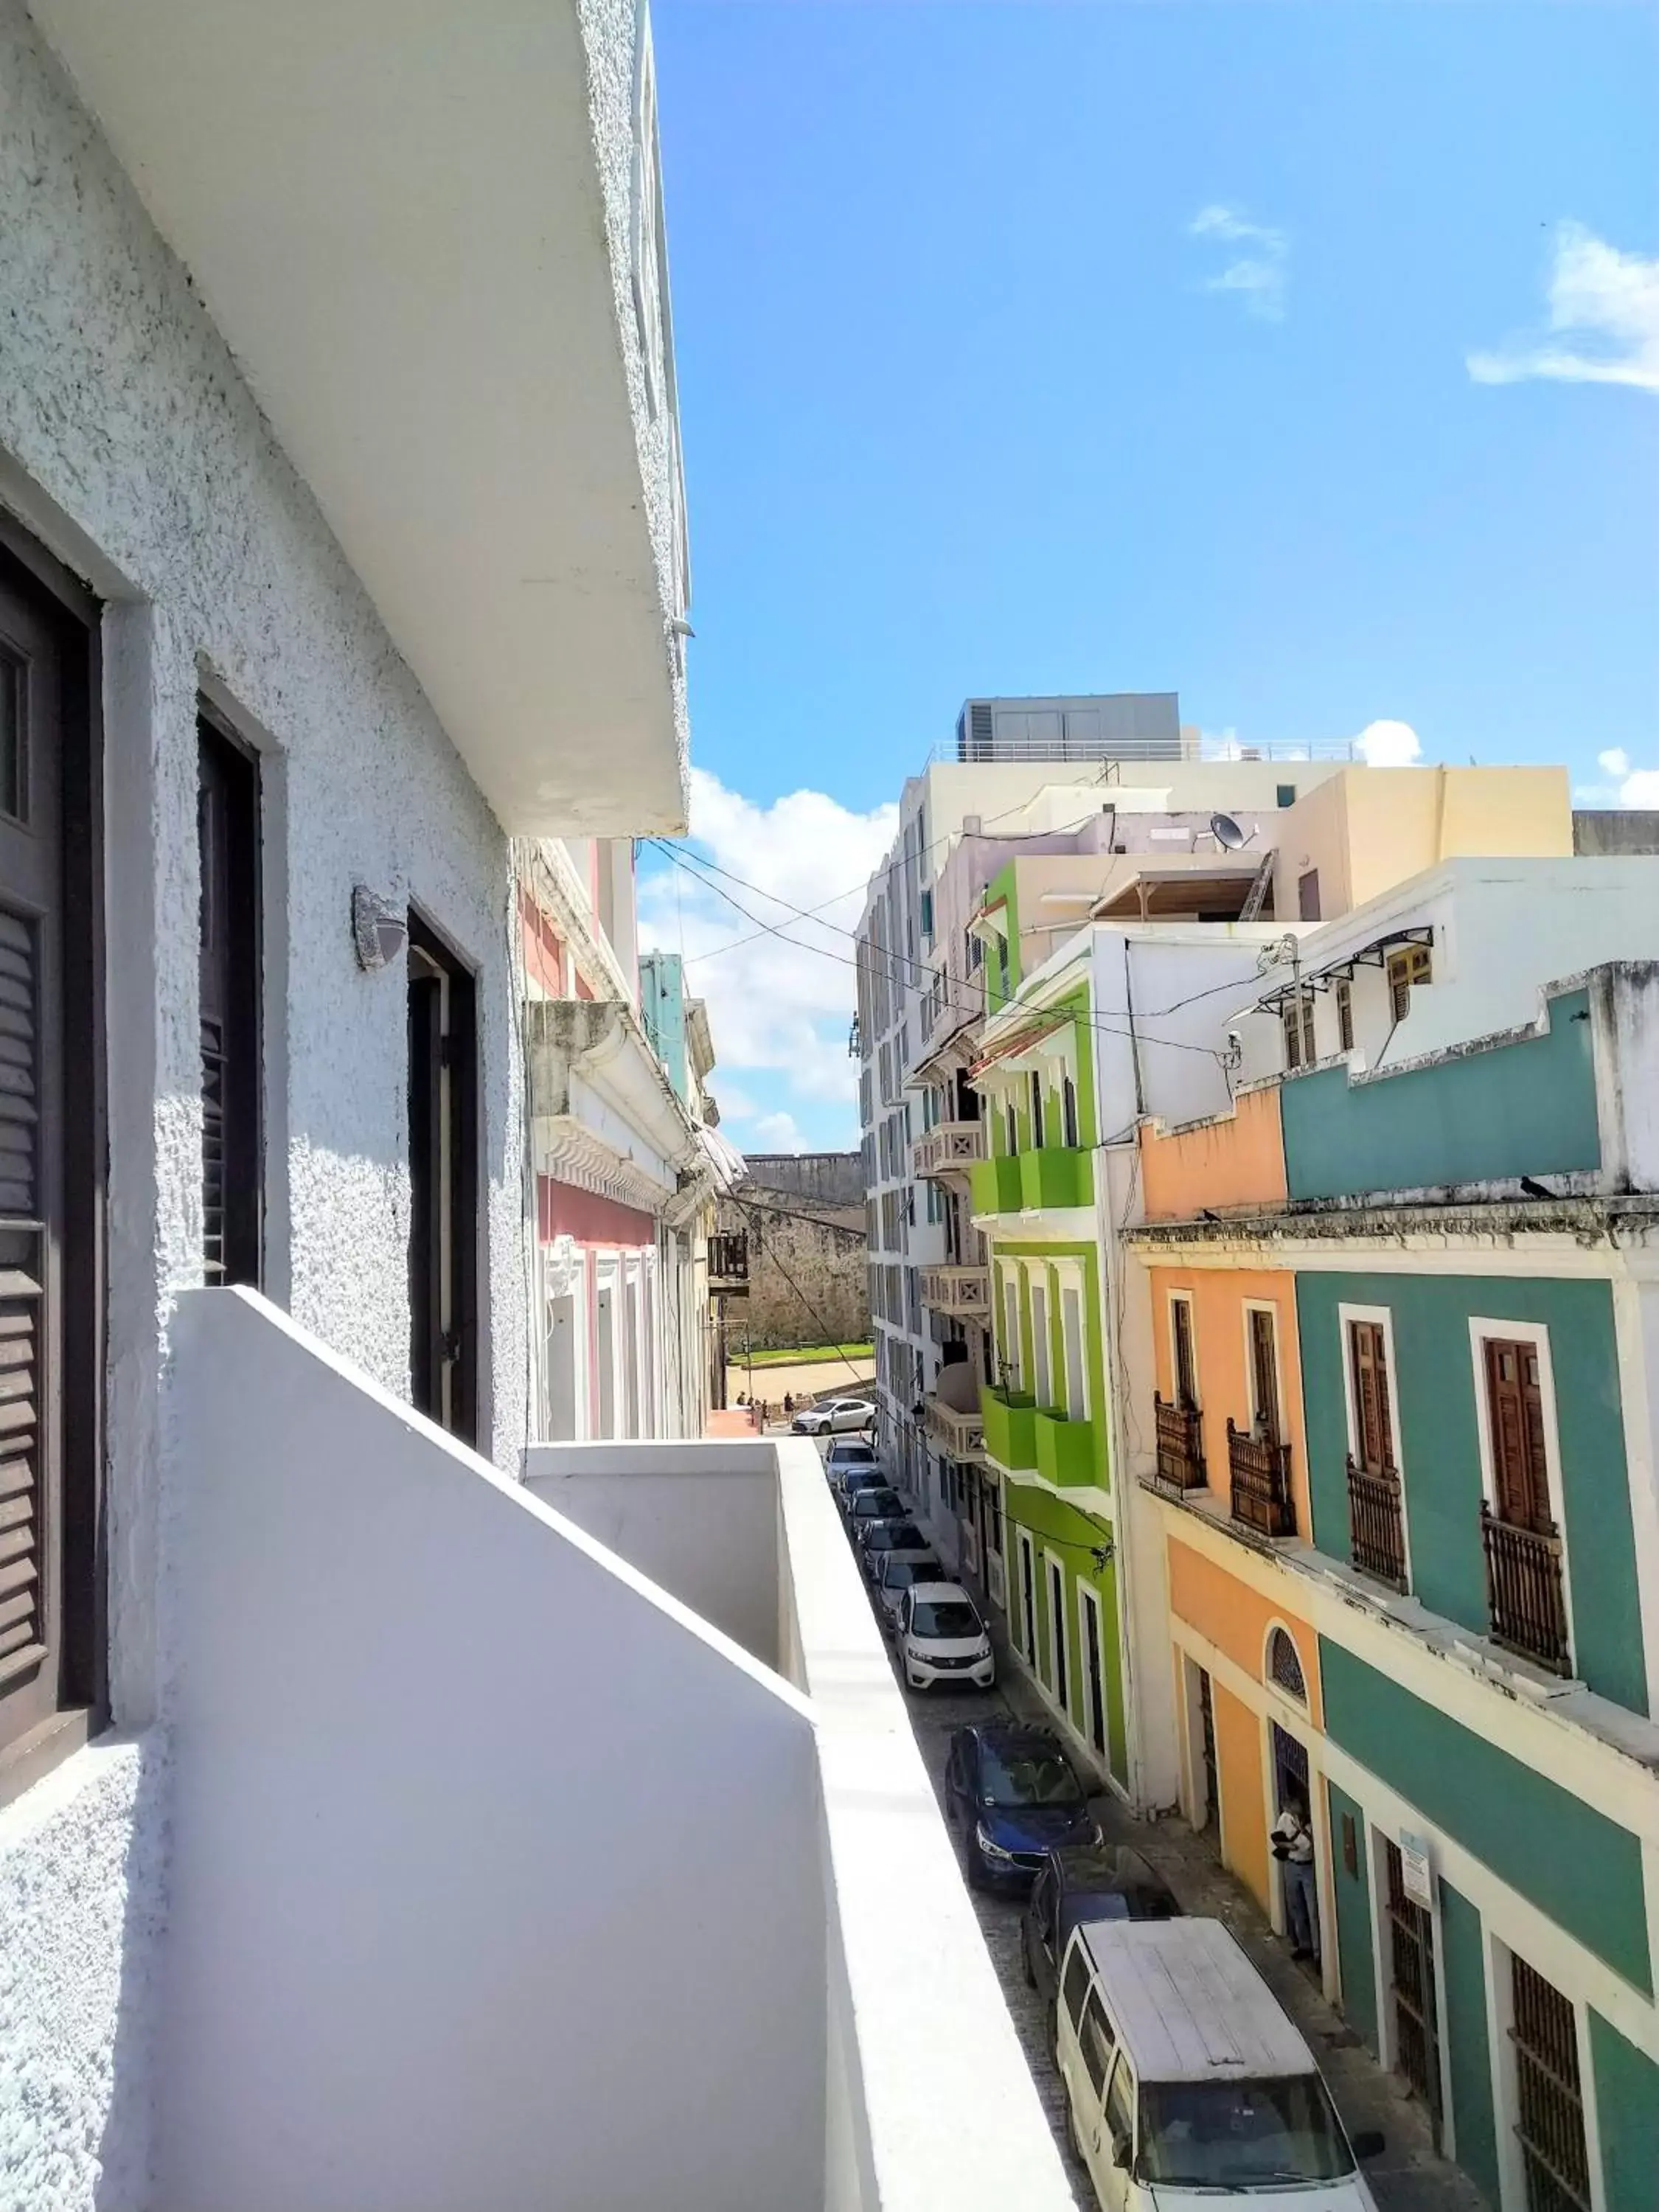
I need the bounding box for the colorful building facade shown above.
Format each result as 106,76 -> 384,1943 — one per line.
1124,964 -> 1659,2212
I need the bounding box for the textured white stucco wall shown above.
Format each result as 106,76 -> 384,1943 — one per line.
0,0 -> 532,1714
0,1737 -> 169,2211
1,7 -> 544,2201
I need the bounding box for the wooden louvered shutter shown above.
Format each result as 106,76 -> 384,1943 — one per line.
1349,1320 -> 1394,1472
1250,1308 -> 1280,1442
1485,1338 -> 1551,1533
0,563 -> 64,1746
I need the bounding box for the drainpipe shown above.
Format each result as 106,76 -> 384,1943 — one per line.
1097,1138 -> 1147,1809
1122,942 -> 1146,1119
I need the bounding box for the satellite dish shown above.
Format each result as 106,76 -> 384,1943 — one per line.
1211,812 -> 1250,851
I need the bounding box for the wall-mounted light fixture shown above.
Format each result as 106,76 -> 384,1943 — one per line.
352,885 -> 407,972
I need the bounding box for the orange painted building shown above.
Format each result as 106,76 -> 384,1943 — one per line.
1150,1264 -> 1313,1543
1138,1085 -> 1287,1224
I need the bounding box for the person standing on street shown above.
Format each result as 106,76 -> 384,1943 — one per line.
1270,1796 -> 1321,1966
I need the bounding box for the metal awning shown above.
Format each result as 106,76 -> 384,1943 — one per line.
970,1012 -> 1070,1081
1253,927 -> 1435,1017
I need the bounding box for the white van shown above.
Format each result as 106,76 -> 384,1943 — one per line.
1054,1917 -> 1383,2210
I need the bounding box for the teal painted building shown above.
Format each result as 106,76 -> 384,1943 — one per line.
1130,964 -> 1659,2212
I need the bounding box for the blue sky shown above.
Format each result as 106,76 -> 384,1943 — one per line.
636,1 -> 1659,1154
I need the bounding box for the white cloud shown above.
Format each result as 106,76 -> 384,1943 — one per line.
1467,223 -> 1659,393
637,768 -> 899,1139
1354,719 -> 1422,768
1190,204 -> 1289,323
1573,751 -> 1659,808
750,1110 -> 806,1154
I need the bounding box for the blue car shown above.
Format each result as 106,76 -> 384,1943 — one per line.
943,1721 -> 1099,1892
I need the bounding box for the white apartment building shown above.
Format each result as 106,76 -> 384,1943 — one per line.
855,698 -> 1353,1559
0,11 -> 1068,2208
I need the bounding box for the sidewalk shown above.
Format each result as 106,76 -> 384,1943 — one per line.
987,1626 -> 1491,2212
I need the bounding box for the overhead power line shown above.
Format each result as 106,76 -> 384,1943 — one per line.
644,838 -> 1231,1066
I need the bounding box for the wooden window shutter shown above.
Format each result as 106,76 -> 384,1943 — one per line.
1485,1338 -> 1551,1532
1349,1321 -> 1394,1472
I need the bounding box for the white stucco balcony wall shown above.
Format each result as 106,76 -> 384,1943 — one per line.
160,1291 -> 823,2212
528,1432 -> 1077,2211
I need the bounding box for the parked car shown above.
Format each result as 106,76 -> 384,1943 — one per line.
792,1396 -> 874,1436
1021,1844 -> 1180,2014
874,1549 -> 942,1635
857,1518 -> 928,1581
944,1721 -> 1097,1890
1054,1916 -> 1384,2208
824,1439 -> 879,1480
898,1582 -> 995,1695
844,1486 -> 905,1534
835,1467 -> 893,1512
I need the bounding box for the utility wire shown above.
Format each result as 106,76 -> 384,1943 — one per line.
673,788 -> 1130,966
645,837 -> 1230,1066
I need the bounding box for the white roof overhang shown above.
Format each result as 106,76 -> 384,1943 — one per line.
31,0 -> 689,837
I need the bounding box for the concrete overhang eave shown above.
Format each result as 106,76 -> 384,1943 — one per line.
31,0 -> 689,838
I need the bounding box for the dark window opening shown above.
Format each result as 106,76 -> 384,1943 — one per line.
0,525 -> 103,1773
1030,1070 -> 1045,1149
1298,869 -> 1321,922
198,708 -> 262,1287
408,914 -> 479,1447
1336,978 -> 1354,1053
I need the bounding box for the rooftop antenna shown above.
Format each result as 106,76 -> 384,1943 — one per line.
1210,812 -> 1253,851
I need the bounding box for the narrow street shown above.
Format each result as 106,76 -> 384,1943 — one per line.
834,1445 -> 1492,2212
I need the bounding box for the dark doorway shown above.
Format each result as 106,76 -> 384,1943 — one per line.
407,914 -> 478,1447
1383,1838 -> 1443,2140
197,709 -> 262,1287
0,528 -> 102,1763
1195,1663 -> 1218,1832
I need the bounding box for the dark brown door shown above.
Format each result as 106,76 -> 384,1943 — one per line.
408,915 -> 478,1446
1172,1296 -> 1197,1409
198,711 -> 261,1287
1485,1338 -> 1551,1532
1349,1320 -> 1394,1472
1382,1840 -> 1442,2138
1250,1308 -> 1281,1441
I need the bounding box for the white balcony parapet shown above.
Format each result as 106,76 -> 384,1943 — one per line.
911,1122 -> 987,1180
925,1396 -> 987,1463
152,1289 -> 1067,2211
919,1264 -> 991,1317
529,1435 -> 1071,2211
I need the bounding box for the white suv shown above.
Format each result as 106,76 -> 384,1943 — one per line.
898,1582 -> 995,1692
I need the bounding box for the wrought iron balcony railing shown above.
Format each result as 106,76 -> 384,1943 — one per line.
1226,1420 -> 1295,1539
1153,1395 -> 1206,1492
1345,1456 -> 1408,1591
1481,1503 -> 1571,1677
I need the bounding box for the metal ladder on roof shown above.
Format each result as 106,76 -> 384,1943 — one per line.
1239,850 -> 1277,923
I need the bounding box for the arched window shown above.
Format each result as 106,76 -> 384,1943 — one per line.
1267,1627 -> 1307,1703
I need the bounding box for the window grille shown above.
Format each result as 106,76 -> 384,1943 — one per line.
1267,1627 -> 1307,1702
